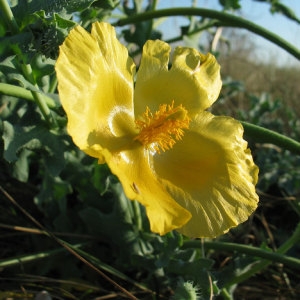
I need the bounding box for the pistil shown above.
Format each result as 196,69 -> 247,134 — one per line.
134,101 -> 190,153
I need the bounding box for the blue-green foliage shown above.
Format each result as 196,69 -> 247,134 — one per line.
238,93 -> 300,200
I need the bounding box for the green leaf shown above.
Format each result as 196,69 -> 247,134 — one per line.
11,0 -> 97,19
0,56 -> 39,91
3,115 -> 67,177
93,0 -> 119,10
271,1 -> 300,24
34,174 -> 71,214
0,33 -> 32,60
219,0 -> 241,10
173,281 -> 200,300
11,148 -> 31,182
168,258 -> 216,299
79,182 -> 153,258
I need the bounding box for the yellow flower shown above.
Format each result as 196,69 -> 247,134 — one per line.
56,22 -> 259,238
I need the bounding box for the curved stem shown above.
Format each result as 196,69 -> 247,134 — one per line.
129,20 -> 218,57
241,121 -> 300,155
166,19 -> 220,44
183,240 -> 300,271
0,245 -> 82,268
0,83 -> 57,108
48,75 -> 58,94
182,223 -> 300,287
0,0 -> 19,34
276,222 -> 300,254
220,288 -> 232,300
21,63 -> 57,127
223,222 -> 300,287
132,200 -> 142,231
116,8 -> 300,60
0,0 -> 56,128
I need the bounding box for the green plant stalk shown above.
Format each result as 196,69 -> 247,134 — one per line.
276,222 -> 300,254
183,240 -> 300,270
220,288 -> 232,300
242,121 -> 300,154
48,75 -> 58,94
73,244 -> 151,292
144,0 -> 157,39
0,244 -> 82,268
32,91 -> 57,125
0,0 -> 19,34
183,222 -> 300,287
0,1 -> 56,127
116,8 -> 300,60
223,223 -> 300,287
129,19 -> 219,58
21,63 -> 57,127
132,200 -> 143,231
0,83 -> 56,108
166,20 -> 220,44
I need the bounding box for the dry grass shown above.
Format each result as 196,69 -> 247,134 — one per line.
212,29 -> 300,120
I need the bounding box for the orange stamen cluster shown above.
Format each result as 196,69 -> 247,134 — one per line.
134,101 -> 190,153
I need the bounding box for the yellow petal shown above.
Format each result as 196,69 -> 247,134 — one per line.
153,112 -> 259,238
56,22 -> 136,160
104,147 -> 191,235
134,40 -> 221,117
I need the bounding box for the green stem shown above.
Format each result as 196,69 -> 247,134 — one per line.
129,19 -> 219,58
132,200 -> 142,231
182,223 -> 300,287
0,83 -> 56,108
224,223 -> 300,287
144,0 -> 157,43
220,288 -> 232,300
116,8 -> 300,60
276,222 -> 300,254
183,240 -> 300,271
166,20 -> 220,44
0,0 -> 19,34
241,121 -> 300,155
0,0 -> 56,127
21,63 -> 57,127
0,244 -> 83,268
48,75 -> 58,94
73,245 -> 150,292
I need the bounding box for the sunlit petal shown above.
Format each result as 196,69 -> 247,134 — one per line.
56,23 -> 136,160
105,147 -> 191,235
153,112 -> 259,237
134,40 -> 221,117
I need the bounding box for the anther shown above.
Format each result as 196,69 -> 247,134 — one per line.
134,101 -> 190,153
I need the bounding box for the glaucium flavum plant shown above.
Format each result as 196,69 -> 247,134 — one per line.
55,22 -> 259,238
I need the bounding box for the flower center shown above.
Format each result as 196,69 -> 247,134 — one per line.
134,101 -> 190,153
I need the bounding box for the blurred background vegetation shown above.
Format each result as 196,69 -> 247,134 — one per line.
0,0 -> 300,299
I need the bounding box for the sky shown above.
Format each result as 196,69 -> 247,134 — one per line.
155,0 -> 300,66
